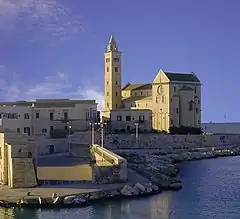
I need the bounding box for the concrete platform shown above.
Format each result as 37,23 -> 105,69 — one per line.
0,169 -> 150,203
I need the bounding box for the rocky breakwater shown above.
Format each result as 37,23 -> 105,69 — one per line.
4,182 -> 161,209
117,146 -> 240,192
118,152 -> 183,191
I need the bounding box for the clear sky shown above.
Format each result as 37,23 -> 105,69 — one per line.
0,0 -> 239,122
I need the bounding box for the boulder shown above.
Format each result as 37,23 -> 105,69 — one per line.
145,187 -> 152,193
88,192 -> 101,200
110,190 -> 120,197
134,183 -> 145,193
151,184 -> 160,192
169,182 -> 182,191
120,185 -> 133,196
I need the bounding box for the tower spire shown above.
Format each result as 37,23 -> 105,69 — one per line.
107,35 -> 118,52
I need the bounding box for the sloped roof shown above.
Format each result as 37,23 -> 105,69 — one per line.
122,83 -> 152,91
164,71 -> 200,82
179,85 -> 194,91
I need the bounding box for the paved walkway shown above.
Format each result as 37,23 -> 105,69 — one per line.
0,169 -> 149,203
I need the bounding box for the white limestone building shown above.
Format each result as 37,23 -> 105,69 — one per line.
0,99 -> 98,137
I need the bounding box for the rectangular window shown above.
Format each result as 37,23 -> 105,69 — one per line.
107,81 -> 109,85
140,92 -> 143,95
36,112 -> 39,119
116,104 -> 118,108
198,120 -> 200,125
17,128 -> 20,133
107,103 -> 109,108
139,115 -> 145,122
64,126 -> 68,131
114,58 -> 119,62
50,112 -> 54,121
196,108 -> 198,113
107,67 -> 109,72
114,67 -> 118,72
117,116 -> 122,121
107,92 -> 109,96
174,86 -> 176,92
116,81 -> 118,85
42,128 -> 47,133
194,87 -> 197,93
106,58 -> 110,62
134,92 -> 137,96
64,112 -> 68,121
176,108 -> 179,114
198,100 -> 200,104
116,92 -> 118,96
126,116 -> 131,121
24,113 -> 30,119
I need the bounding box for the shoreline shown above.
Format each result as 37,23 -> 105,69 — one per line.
0,146 -> 240,209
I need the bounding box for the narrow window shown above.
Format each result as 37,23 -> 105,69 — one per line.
107,67 -> 109,72
126,116 -> 131,121
114,67 -> 118,72
36,112 -> 39,119
50,112 -> 54,121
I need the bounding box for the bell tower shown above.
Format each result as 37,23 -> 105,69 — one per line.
104,35 -> 122,117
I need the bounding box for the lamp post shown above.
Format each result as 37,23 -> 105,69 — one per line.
135,122 -> 139,146
98,122 -> 106,162
89,122 -> 97,145
67,123 -> 71,155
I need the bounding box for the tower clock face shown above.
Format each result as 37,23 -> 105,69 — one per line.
157,85 -> 164,95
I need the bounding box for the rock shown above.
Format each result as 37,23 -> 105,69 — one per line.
151,184 -> 160,192
88,192 -> 101,200
120,185 -> 133,196
110,190 -> 120,197
169,182 -> 182,190
134,183 -> 146,193
63,195 -> 76,204
145,187 -> 152,193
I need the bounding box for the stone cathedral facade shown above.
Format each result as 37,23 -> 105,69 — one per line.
103,35 -> 202,132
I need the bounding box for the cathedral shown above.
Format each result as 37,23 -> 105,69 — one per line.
103,35 -> 202,132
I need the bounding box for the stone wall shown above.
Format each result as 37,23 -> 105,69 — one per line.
0,133 -> 37,188
91,144 -> 127,184
9,158 -> 37,188
101,133 -> 240,150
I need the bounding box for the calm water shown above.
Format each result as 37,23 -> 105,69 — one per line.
1,156 -> 240,219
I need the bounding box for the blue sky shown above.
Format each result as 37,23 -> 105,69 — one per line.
0,0 -> 239,122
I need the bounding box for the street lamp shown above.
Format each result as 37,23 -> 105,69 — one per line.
67,122 -> 71,155
98,122 -> 107,162
89,122 -> 98,145
135,122 -> 139,145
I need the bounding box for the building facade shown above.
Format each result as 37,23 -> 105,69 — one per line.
110,109 -> 152,132
0,99 -> 98,137
103,35 -> 202,132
